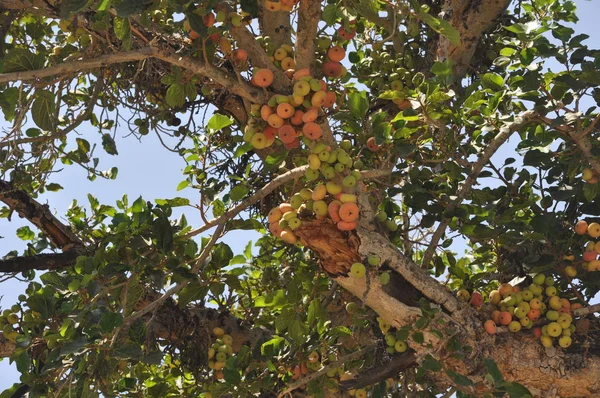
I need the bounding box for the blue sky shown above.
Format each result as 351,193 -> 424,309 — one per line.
1,0 -> 600,391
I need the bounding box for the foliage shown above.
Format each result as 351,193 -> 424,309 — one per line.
1,0 -> 600,396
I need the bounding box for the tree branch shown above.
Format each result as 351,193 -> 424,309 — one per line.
357,228 -> 459,313
256,4 -> 292,50
0,251 -> 80,273
151,46 -> 265,103
0,48 -> 156,85
184,165 -> 309,239
230,25 -> 290,93
0,46 -> 265,103
0,180 -> 84,250
573,303 -> 600,317
338,351 -> 417,391
437,0 -> 511,78
277,346 -> 374,398
421,110 -> 538,268
0,78 -> 103,149
295,0 -> 321,72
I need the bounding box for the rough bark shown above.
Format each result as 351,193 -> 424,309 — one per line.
438,0 -> 511,78
296,212 -> 600,396
0,251 -> 80,272
0,179 -> 83,250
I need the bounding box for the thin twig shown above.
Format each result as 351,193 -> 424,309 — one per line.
421,110 -> 537,268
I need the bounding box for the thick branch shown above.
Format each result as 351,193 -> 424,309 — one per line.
357,228 -> 458,313
295,0 -> 321,72
421,110 -> 538,268
257,4 -> 292,50
230,25 -> 290,93
0,180 -> 84,250
0,251 -> 80,272
573,303 -> 600,317
438,0 -> 511,78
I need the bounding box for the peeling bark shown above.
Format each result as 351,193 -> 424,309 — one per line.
0,179 -> 83,250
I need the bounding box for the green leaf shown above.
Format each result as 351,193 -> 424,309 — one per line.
499,381 -> 532,398
484,358 -> 503,384
166,84 -> 185,108
113,17 -> 132,49
412,331 -> 424,344
0,87 -> 19,121
131,196 -> 145,213
446,370 -> 473,386
16,226 -> 35,241
207,113 -> 234,131
45,183 -> 63,192
113,0 -> 153,17
101,134 -> 118,155
125,280 -> 144,315
419,12 -> 460,46
234,142 -> 254,158
176,180 -> 190,191
3,48 -> 45,73
32,90 -> 56,131
212,199 -> 225,217
229,184 -> 250,202
288,319 -> 307,342
431,59 -> 453,77
153,216 -> 174,253
348,91 -> 369,119
421,355 -> 442,372
481,73 -> 505,91
255,290 -> 287,308
185,12 -> 208,38
240,0 -> 259,17
96,0 -> 111,11
155,197 -> 190,207
307,299 -> 324,327
261,336 -> 285,356
583,182 -> 599,202
178,281 -> 208,306
275,307 -> 295,332
60,0 -> 90,18
99,312 -> 123,332
322,4 -> 337,25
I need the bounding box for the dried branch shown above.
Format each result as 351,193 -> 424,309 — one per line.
295,0 -> 321,72
356,228 -> 459,313
421,110 -> 538,269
